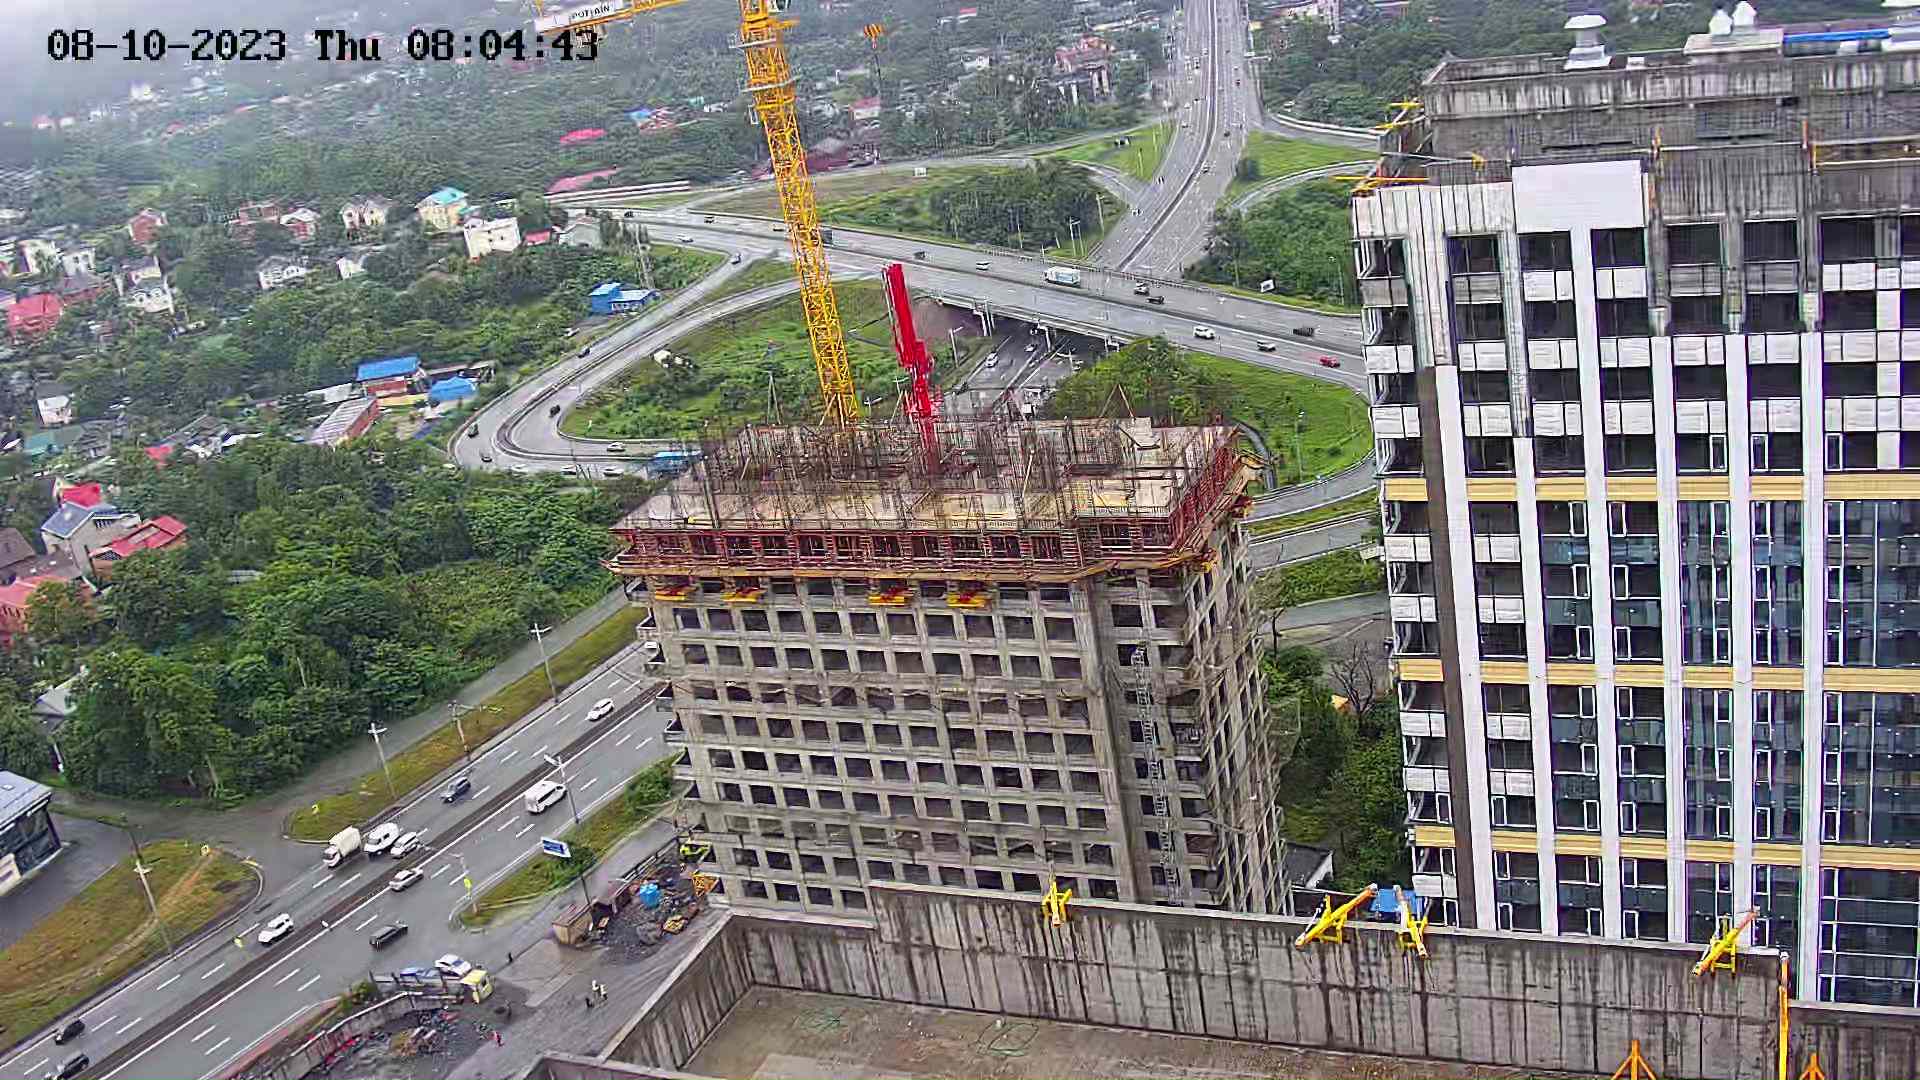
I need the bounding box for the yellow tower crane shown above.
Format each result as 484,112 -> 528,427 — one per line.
531,0 -> 862,425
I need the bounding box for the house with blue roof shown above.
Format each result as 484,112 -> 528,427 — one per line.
40,499 -> 136,573
427,376 -> 477,404
588,281 -> 660,317
415,186 -> 471,233
356,355 -> 421,383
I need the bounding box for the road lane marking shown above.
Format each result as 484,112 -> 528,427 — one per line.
114,1018 -> 141,1035
95,1015 -> 118,1029
500,750 -> 519,764
335,872 -> 363,890
191,1024 -> 217,1043
273,969 -> 301,986
242,922 -> 261,935
637,737 -> 652,750
535,744 -> 549,759
615,731 -> 634,748
101,692 -> 652,1079
515,822 -> 536,838
202,963 -> 226,979
496,818 -> 513,832
354,913 -> 380,930
205,1036 -> 231,1057
27,1058 -> 47,1074
432,863 -> 451,879
474,786 -> 490,798
581,776 -> 600,791
309,876 -> 328,890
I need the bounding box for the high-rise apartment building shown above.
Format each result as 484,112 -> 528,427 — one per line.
1354,4 -> 1920,1005
608,416 -> 1281,917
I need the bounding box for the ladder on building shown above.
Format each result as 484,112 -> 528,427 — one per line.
1131,644 -> 1187,906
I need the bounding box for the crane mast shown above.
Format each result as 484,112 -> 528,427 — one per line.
530,0 -> 862,425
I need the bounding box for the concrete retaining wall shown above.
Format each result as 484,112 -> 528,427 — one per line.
1796,1000 -> 1920,1079
598,885 -> 1790,1079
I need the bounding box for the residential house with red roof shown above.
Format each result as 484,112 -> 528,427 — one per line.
90,516 -> 186,577
7,294 -> 62,341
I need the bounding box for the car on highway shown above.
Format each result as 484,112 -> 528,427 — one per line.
480,452 -> 492,463
1256,340 -> 1276,352
466,425 -> 479,438
508,465 -> 528,475
1291,326 -> 1317,338
370,923 -> 409,949
436,954 -> 474,979
772,223 -> 785,232
259,912 -> 294,945
606,442 -> 626,453
578,347 -> 592,358
548,403 -> 563,417
1202,164 -> 1211,173
390,867 -> 425,892
703,215 -> 716,223
442,775 -> 472,803
562,464 -> 580,476
1133,282 -> 1150,295
1146,294 -> 1165,305
524,780 -> 568,814
677,233 -> 694,243
1193,326 -> 1216,340
54,1019 -> 85,1045
1318,355 -> 1341,368
390,830 -> 423,858
364,822 -> 402,855
604,465 -> 625,477
974,260 -> 990,270
731,252 -> 742,264
985,355 -> 999,368
58,1053 -> 89,1079
586,697 -> 617,722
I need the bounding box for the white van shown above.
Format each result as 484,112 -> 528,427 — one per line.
524,780 -> 567,814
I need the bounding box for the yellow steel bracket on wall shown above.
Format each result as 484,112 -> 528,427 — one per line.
1693,908 -> 1757,977
1041,880 -> 1072,928
1394,886 -> 1429,958
1293,884 -> 1377,948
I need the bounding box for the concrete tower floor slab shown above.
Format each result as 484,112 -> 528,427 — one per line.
686,988 -> 1554,1080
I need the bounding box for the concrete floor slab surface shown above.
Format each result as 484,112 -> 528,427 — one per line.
686,988 -> 1551,1080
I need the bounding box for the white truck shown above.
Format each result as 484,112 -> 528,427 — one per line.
324,826 -> 363,868
1044,266 -> 1082,288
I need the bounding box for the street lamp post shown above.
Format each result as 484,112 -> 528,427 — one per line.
368,722 -> 395,800
946,325 -> 960,368
529,624 -> 559,699
1067,219 -> 1082,260
545,752 -> 584,825
125,823 -> 178,963
1293,409 -> 1307,485
458,851 -> 477,916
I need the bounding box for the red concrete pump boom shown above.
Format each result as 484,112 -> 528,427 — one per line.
883,262 -> 940,471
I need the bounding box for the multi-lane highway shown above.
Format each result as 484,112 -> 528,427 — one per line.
1100,0 -> 1263,276
5,651 -> 671,1080
458,216 -> 1367,478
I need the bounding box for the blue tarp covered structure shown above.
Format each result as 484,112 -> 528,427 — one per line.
427,376 -> 477,403
356,355 -> 421,382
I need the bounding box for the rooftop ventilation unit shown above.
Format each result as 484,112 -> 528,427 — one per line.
1566,13 -> 1611,70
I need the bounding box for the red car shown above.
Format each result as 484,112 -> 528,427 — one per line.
1317,355 -> 1341,368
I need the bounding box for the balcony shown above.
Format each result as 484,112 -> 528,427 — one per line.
1472,534 -> 1522,563
1463,403 -> 1514,437
1371,405 -> 1420,439
1383,534 -> 1433,562
1489,769 -> 1535,797
1401,709 -> 1446,737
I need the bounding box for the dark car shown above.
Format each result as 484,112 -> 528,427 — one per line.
912,250 -> 927,260
442,775 -> 472,803
370,923 -> 409,949
578,347 -> 591,358
465,425 -> 479,439
58,1054 -> 89,1080
1146,294 -> 1166,305
53,1019 -> 84,1045
1291,325 -> 1316,338
548,403 -> 562,418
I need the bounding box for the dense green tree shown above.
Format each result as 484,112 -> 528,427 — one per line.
0,710 -> 51,777
1046,336 -> 1238,426
1191,182 -> 1353,305
106,548 -> 223,648
25,579 -> 96,646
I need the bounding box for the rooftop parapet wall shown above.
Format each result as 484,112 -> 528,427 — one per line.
608,886 -> 1783,1079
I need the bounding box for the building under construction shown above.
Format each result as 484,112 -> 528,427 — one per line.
608,411 -> 1283,915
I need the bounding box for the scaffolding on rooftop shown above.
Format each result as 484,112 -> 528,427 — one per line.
609,413 -> 1254,584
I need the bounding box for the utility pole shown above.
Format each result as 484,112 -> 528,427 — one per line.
368,722 -> 395,800
1293,409 -> 1306,485
530,624 -> 559,698
545,752 -> 583,825
125,823 -> 178,963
